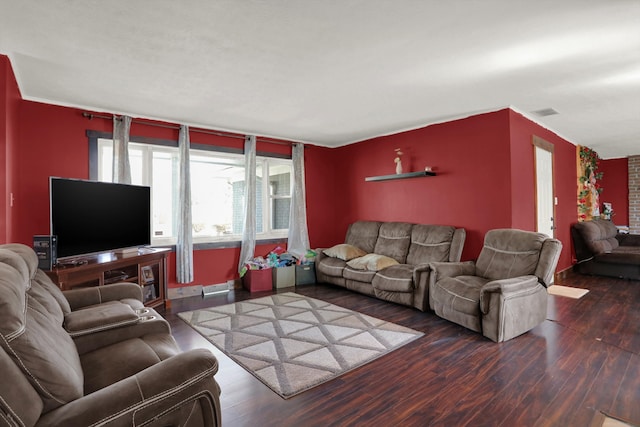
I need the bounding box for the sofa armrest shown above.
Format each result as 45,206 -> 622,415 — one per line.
37,349 -> 221,427
449,228 -> 467,262
73,309 -> 171,355
412,263 -> 430,284
479,275 -> 540,314
315,248 -> 328,263
63,282 -> 143,310
64,302 -> 140,337
617,233 -> 640,247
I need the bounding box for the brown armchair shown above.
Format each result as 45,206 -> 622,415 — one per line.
429,229 -> 562,342
0,244 -> 222,426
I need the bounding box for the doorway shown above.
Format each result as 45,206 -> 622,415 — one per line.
533,136 -> 555,238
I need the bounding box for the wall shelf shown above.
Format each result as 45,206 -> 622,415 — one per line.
365,171 -> 436,182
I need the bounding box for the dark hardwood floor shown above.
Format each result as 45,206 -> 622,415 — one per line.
159,274 -> 640,427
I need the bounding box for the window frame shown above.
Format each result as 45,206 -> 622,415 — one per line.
87,130 -> 291,249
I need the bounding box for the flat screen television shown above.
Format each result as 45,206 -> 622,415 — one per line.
50,177 -> 151,259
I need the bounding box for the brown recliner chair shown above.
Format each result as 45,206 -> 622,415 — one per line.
0,244 -> 222,427
429,229 -> 562,342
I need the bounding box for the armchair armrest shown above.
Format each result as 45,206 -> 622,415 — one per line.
37,349 -> 221,427
63,282 -> 143,310
479,275 -> 540,314
429,261 -> 476,280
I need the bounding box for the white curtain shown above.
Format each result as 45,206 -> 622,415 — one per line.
112,115 -> 132,184
287,143 -> 310,258
238,135 -> 257,274
176,125 -> 194,283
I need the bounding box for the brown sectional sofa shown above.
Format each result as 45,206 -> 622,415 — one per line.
315,221 -> 466,311
0,243 -> 221,427
571,218 -> 640,280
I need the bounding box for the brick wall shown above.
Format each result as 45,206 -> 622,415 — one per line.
629,156 -> 640,234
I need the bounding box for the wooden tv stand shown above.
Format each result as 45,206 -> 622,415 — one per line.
45,248 -> 171,308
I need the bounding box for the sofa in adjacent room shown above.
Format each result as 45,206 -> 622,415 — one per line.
0,243 -> 222,427
571,218 -> 640,280
315,221 -> 466,311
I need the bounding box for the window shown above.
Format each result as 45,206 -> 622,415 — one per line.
97,138 -> 292,246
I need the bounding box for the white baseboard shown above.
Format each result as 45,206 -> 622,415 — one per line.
167,285 -> 203,300
168,280 -> 236,300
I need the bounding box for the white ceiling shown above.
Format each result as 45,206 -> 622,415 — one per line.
1,1 -> 639,158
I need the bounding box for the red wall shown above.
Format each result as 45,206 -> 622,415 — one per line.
1,56 -> 9,243
314,109 -> 578,271
1,55 -> 21,243
304,144 -> 350,248
508,110 -> 578,271
320,110 -> 514,260
599,158 -> 629,226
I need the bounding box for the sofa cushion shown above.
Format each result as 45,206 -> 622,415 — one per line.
345,221 -> 382,254
0,249 -> 84,412
374,222 -> 413,263
33,270 -> 73,315
475,229 -> 546,281
0,346 -> 44,427
431,275 -> 489,334
574,219 -> 620,254
406,225 -> 456,265
81,333 -> 180,394
372,264 -> 415,292
2,243 -> 72,317
346,254 -> 399,271
343,266 -> 377,283
595,248 -> 640,265
323,244 -> 367,261
433,275 -> 489,313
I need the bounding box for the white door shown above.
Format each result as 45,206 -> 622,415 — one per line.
534,137 -> 555,238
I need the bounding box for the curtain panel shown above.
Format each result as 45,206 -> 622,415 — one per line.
287,143 -> 310,258
176,125 -> 194,283
238,135 -> 257,275
112,115 -> 132,184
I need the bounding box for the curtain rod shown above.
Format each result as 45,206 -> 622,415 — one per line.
82,112 -> 298,146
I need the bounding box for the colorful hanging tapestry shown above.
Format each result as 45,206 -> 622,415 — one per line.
577,145 -> 603,221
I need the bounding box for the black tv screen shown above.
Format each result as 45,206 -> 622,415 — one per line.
50,177 -> 151,259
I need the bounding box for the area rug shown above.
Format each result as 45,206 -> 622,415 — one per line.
548,285 -> 590,299
178,292 -> 423,398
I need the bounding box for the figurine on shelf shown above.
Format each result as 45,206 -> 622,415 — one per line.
394,148 -> 403,174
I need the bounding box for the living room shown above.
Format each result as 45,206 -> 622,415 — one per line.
0,56 -> 632,289
2,2 -> 639,426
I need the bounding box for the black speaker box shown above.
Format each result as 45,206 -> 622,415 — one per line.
33,235 -> 57,270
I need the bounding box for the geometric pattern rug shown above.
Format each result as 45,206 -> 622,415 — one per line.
178,292 -> 423,398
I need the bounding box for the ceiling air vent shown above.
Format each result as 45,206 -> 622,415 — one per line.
532,108 -> 559,117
